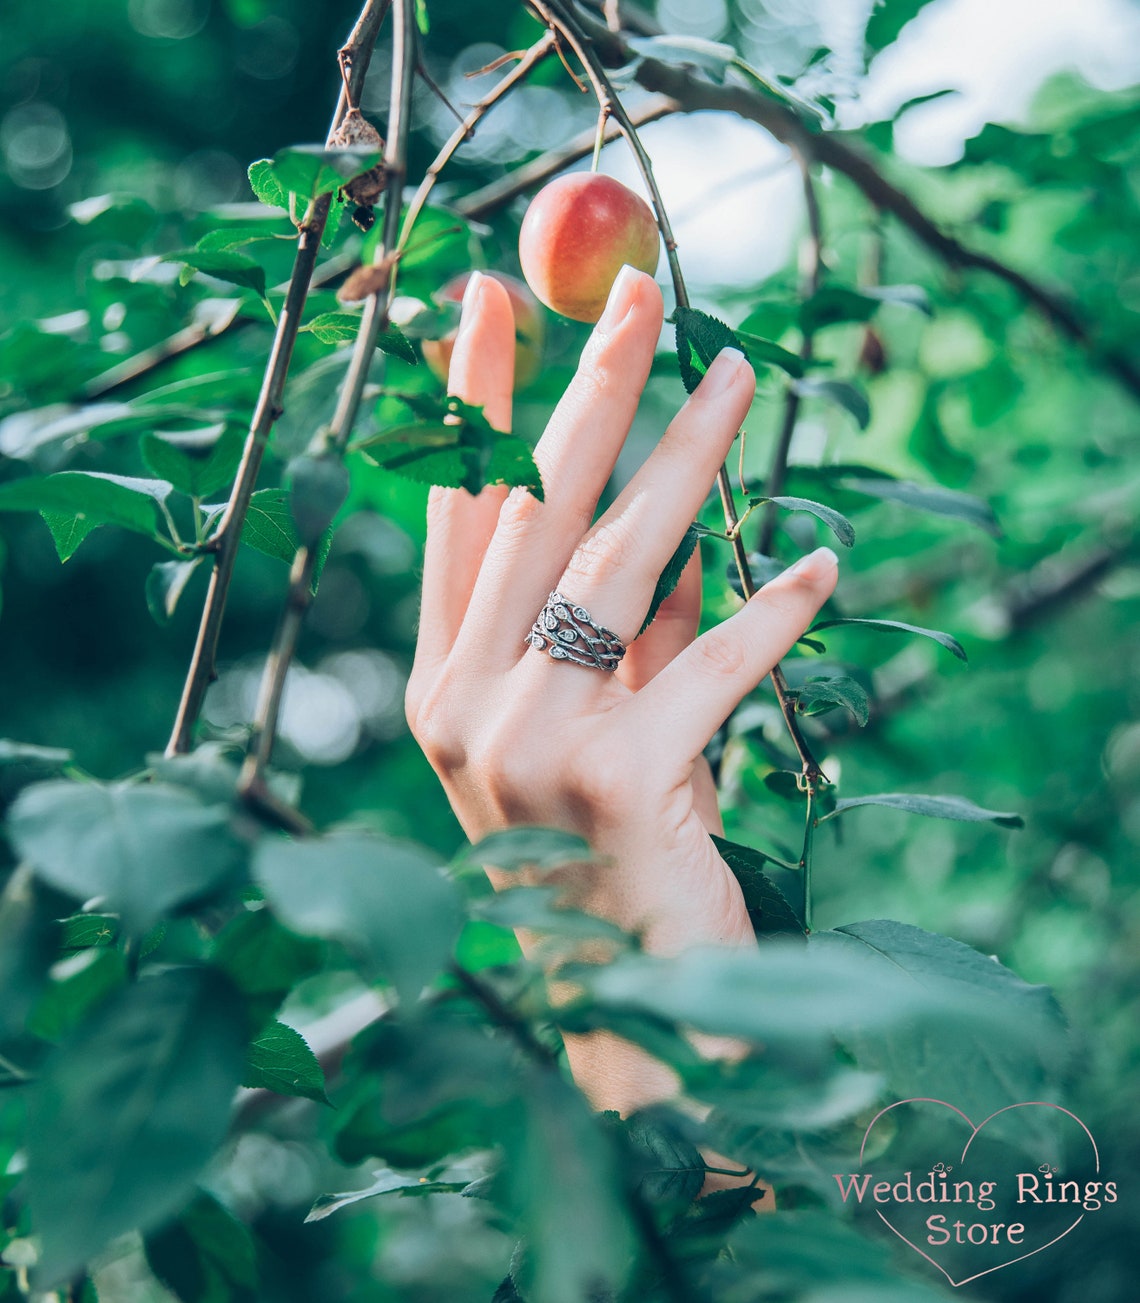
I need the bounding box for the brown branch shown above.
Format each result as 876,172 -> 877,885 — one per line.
236,2 -> 549,807
532,0 -> 825,786
237,0 -> 418,804
455,95 -> 677,220
164,0 -> 390,758
571,5 -> 1140,404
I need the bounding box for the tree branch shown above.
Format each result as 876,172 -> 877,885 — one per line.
571,4 -> 1140,404
165,0 -> 390,758
236,2 -> 551,809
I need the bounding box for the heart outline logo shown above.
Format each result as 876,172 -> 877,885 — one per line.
859,1098 -> 1099,1288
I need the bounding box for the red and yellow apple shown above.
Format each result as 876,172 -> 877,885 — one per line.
421,270 -> 545,391
518,172 -> 660,323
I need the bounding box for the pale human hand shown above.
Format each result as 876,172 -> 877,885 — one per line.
405,265 -> 838,1112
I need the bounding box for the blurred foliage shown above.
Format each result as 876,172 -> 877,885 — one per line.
1,0 -> 1139,1300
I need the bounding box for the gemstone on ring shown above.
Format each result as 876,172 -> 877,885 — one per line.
524,591 -> 626,672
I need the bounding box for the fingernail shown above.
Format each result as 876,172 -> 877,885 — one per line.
597,263 -> 642,333
453,270 -> 488,351
697,346 -> 746,398
786,546 -> 838,579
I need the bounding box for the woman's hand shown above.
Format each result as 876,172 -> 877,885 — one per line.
405,266 -> 838,1112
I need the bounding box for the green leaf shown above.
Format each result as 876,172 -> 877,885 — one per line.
673,306 -> 748,394
711,836 -> 803,935
61,913 -> 119,950
819,792 -> 1024,827
26,968 -> 248,1288
163,249 -> 267,298
865,0 -> 941,52
731,331 -> 806,377
640,524 -> 700,635
808,615 -> 967,661
623,1112 -> 707,1207
287,454 -> 349,545
306,1170 -> 468,1222
248,158 -> 291,211
8,780 -> 248,935
509,1064 -> 635,1303
252,832 -> 463,1004
242,1020 -> 328,1104
793,675 -> 870,726
0,738 -> 73,769
747,494 -> 855,547
838,475 -> 1001,535
0,471 -> 167,546
791,377 -> 871,429
211,908 -> 321,1003
799,283 -> 930,333
41,511 -> 101,562
28,947 -> 128,1042
239,488 -> 301,564
305,310 -> 362,343
146,558 -> 206,626
457,826 -> 592,872
270,145 -> 381,200
811,921 -> 1067,1134
475,887 -> 631,946
145,1191 -> 258,1303
141,424 -> 245,498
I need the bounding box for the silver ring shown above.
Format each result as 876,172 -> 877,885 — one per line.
525,591 -> 626,672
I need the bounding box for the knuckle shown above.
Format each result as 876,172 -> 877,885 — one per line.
693,630 -> 749,679
405,678 -> 467,773
563,516 -> 638,586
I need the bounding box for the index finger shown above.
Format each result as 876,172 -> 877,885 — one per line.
413,272 -> 515,672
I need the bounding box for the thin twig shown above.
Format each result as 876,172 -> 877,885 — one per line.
397,32 -> 558,255
532,0 -> 824,783
570,6 -> 1140,403
455,95 -> 677,219
165,0 -> 390,758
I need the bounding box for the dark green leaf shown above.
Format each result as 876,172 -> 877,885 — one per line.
509,1064 -> 634,1303
475,887 -> 630,945
747,494 -> 855,547
248,158 -> 291,211
270,145 -> 381,200
839,475 -> 1001,535
141,424 -> 245,498
791,377 -> 871,429
809,615 -> 967,661
242,1020 -> 328,1104
146,558 -> 206,626
624,1112 -> 706,1206
799,283 -> 930,332
865,0 -> 941,52
711,836 -> 803,934
0,739 -> 73,769
732,331 -> 806,377
253,832 -> 463,1004
28,947 -> 128,1042
211,908 -> 321,1003
457,826 -> 592,872
793,675 -> 870,726
163,250 -> 267,298
239,488 -> 301,564
820,792 -> 1024,826
287,454 -> 349,545
27,968 -> 248,1287
376,321 -> 416,364
811,921 -> 1067,1133
673,306 -> 748,394
640,524 -> 700,634
8,780 -> 247,934
145,1191 -> 258,1303
0,867 -> 60,1047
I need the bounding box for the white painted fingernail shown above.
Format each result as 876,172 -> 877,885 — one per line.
786,546 -> 838,578
596,264 -> 642,332
697,347 -> 746,398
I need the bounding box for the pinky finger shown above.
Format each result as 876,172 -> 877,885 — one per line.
622,547 -> 839,766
